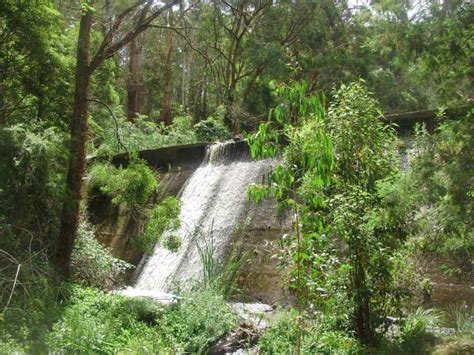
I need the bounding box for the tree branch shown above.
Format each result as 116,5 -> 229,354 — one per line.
87,98 -> 128,154
89,0 -> 181,72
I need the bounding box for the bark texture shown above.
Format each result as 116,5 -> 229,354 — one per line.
127,33 -> 147,120
56,7 -> 93,277
161,9 -> 175,126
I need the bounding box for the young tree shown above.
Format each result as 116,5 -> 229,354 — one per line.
248,81 -> 404,345
56,0 -> 181,278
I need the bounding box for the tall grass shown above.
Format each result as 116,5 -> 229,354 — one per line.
447,303 -> 473,335
194,222 -> 247,298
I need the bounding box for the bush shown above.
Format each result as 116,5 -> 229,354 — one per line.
45,286 -> 237,354
71,221 -> 133,288
194,116 -> 230,142
46,286 -> 167,353
447,303 -> 473,335
0,124 -> 68,247
380,111 -> 473,276
248,80 -> 406,345
0,250 -> 61,353
258,310 -> 363,354
160,289 -> 238,353
89,159 -> 158,206
258,310 -> 301,352
409,112 -> 473,276
138,196 -> 181,253
91,113 -> 199,156
392,308 -> 440,351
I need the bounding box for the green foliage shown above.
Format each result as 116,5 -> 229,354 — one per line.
259,310 -> 363,354
258,310 -> 301,352
160,289 -> 238,353
46,285 -> 167,353
0,0 -> 74,126
395,308 -> 440,351
384,110 -> 473,275
138,196 -> 181,253
412,112 -> 474,274
194,224 -> 248,298
89,160 -> 158,206
0,124 -> 68,246
447,303 -> 473,335
90,113 -> 199,156
0,249 -> 61,353
248,80 -> 408,344
194,116 -> 231,142
45,286 -> 236,354
71,221 -> 132,288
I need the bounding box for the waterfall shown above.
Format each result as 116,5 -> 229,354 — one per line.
131,141 -> 275,294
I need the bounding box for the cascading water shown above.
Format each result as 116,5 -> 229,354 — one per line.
128,141 -> 275,295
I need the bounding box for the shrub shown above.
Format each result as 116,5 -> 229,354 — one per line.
46,286 -> 168,353
89,159 -> 158,206
259,310 -> 362,354
194,116 -> 231,142
248,80 -> 406,345
71,221 -> 133,289
46,286 -> 237,354
448,303 -> 473,335
138,196 -> 181,253
91,113 -> 199,156
160,289 -> 238,353
0,124 -> 68,246
394,308 -> 440,351
0,249 -> 61,353
258,310 -> 301,352
408,112 -> 473,276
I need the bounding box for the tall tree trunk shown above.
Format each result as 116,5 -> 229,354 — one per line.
224,82 -> 240,135
55,7 -> 93,278
0,66 -> 5,127
161,9 -> 174,126
127,33 -> 147,121
180,1 -> 188,109
55,0 -> 180,278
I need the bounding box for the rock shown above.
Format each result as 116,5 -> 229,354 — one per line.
233,134 -> 244,142
231,302 -> 276,330
209,322 -> 260,354
426,326 -> 456,337
208,302 -> 276,354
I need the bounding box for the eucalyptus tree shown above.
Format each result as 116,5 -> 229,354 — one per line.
57,0 -> 181,277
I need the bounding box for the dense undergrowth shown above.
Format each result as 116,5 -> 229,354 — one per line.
90,109 -> 230,157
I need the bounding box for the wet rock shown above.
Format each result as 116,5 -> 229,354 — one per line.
426,326 -> 456,337
209,322 -> 260,354
208,302 -> 276,354
231,302 -> 276,329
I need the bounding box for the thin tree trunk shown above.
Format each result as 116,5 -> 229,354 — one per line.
224,82 -> 240,135
127,33 -> 147,120
55,7 -> 93,278
161,9 -> 174,126
354,256 -> 373,345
